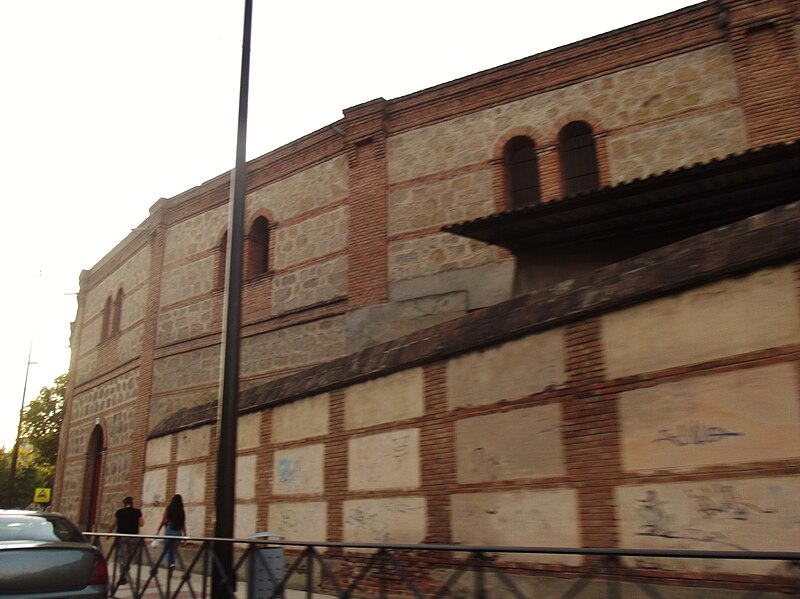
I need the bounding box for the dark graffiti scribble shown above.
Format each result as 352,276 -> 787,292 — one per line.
654,424 -> 743,447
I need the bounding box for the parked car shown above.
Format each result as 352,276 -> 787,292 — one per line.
0,510 -> 108,598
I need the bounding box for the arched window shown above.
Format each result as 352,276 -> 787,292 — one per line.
247,217 -> 270,279
504,136 -> 541,209
216,231 -> 228,289
112,288 -> 123,335
100,296 -> 112,343
559,121 -> 600,196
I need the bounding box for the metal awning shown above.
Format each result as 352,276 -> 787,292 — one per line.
442,140 -> 800,251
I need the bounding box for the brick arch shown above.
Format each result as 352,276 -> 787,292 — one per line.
80,423 -> 106,531
492,128 -> 544,211
246,207 -> 277,226
245,211 -> 275,280
545,114 -> 611,195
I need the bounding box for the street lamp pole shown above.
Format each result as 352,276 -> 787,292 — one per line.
6,339 -> 35,508
213,0 -> 252,597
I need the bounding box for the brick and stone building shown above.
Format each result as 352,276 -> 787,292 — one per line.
55,0 -> 800,595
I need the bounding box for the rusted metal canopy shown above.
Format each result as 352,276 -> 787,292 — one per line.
442,140 -> 800,251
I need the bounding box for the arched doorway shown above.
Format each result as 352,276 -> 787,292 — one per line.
81,425 -> 105,532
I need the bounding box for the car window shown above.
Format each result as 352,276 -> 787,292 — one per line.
0,515 -> 84,543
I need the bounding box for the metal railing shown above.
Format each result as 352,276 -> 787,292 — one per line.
87,532 -> 800,599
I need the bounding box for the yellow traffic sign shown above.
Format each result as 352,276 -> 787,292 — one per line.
34,488 -> 51,503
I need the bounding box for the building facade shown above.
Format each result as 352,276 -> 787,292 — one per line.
55,0 -> 800,594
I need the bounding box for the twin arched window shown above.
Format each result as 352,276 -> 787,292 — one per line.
503,121 -> 600,208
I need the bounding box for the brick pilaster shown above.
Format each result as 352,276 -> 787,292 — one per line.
130,203 -> 168,507
343,99 -> 389,308
562,320 -> 621,552
723,0 -> 800,145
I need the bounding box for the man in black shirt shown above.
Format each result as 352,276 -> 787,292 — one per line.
110,496 -> 144,585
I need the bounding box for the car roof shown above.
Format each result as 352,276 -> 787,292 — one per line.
0,510 -> 67,520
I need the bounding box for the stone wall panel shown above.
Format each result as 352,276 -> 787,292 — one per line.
447,328 -> 566,409
620,363 -> 800,473
348,428 -> 420,491
164,205 -> 228,263
616,476 -> 800,574
273,444 -> 324,495
456,404 -> 566,483
388,169 -> 493,235
273,206 -> 348,270
157,299 -> 214,346
238,412 -> 261,450
607,108 -> 748,183
344,368 -> 424,430
176,463 -> 207,503
152,346 -> 220,394
603,266 -> 800,379
241,316 -> 347,377
103,451 -> 132,487
248,156 -> 349,222
343,497 -> 426,545
272,256 -> 347,315
269,501 -> 327,542
160,256 -> 214,307
72,370 -> 139,421
272,394 -> 329,444
451,489 -> 581,564
176,427 -> 210,461
388,233 -> 497,283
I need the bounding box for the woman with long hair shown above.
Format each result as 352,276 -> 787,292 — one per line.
157,494 -> 186,569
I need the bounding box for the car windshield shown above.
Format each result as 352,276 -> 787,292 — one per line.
0,514 -> 84,543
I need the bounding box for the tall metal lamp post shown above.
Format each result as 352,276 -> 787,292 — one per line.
213,0 -> 253,597
6,340 -> 35,508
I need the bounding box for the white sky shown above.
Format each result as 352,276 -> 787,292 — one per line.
0,0 -> 699,450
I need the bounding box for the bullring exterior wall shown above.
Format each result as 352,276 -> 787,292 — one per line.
54,0 -> 800,592
139,203 -> 800,594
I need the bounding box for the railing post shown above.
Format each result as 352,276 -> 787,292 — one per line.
475,552 -> 486,599
306,548 -> 314,599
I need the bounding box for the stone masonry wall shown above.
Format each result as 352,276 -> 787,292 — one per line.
71,369 -> 139,421
386,44 -> 741,185
247,155 -> 349,222
83,246 -> 152,318
383,44 -> 746,286
163,204 -> 228,264
272,256 -> 348,315
273,206 -> 349,270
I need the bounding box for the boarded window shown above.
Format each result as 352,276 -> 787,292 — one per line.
216,231 -> 228,289
504,136 -> 541,209
247,217 -> 270,279
112,288 -> 123,335
100,296 -> 112,343
559,121 -> 599,196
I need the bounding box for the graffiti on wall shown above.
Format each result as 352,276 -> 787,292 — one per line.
618,476 -> 800,572
653,423 -> 743,447
343,497 -> 426,545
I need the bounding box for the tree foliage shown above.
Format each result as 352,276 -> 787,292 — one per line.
21,373 -> 66,475
1,374 -> 66,508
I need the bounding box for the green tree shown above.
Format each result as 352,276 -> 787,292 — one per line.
21,373 -> 66,478
0,447 -> 47,508
1,374 -> 67,507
